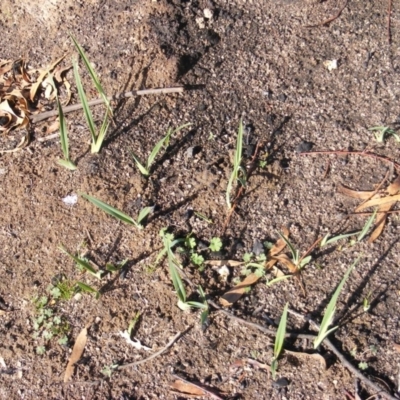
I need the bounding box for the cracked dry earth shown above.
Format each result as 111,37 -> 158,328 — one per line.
1,0 -> 400,399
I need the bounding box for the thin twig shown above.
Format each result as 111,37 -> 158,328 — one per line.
299,150 -> 400,172
117,327 -> 191,370
388,0 -> 393,45
31,86 -> 185,124
207,300 -> 396,400
305,0 -> 349,28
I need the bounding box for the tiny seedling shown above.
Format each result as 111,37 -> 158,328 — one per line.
320,231 -> 361,247
80,193 -> 153,229
194,211 -> 213,224
277,231 -> 312,269
266,275 -> 292,286
127,311 -> 141,337
56,96 -> 77,170
357,208 -> 378,242
363,291 -> 372,312
241,253 -> 266,278
132,123 -> 191,176
358,362 -> 369,370
313,258 -> 359,349
271,303 -> 288,379
226,118 -> 247,209
369,126 -> 400,143
190,253 -> 205,267
209,237 -> 223,252
101,363 -> 119,378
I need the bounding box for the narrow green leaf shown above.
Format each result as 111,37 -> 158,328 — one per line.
314,258 -> 359,349
357,208 -> 378,242
320,231 -> 360,247
56,97 -> 69,160
70,35 -> 112,115
75,281 -> 99,296
80,193 -> 138,227
91,114 -> 110,153
274,303 -> 288,359
132,153 -> 149,176
137,206 -> 153,225
57,159 -> 77,170
267,275 -> 292,286
73,61 -> 97,142
277,231 -> 297,261
147,133 -> 171,170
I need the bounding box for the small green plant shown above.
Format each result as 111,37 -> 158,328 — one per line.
277,231 -> 312,269
357,208 -> 378,242
194,211 -> 213,224
56,96 -> 77,170
80,193 -> 153,229
363,291 -> 372,312
369,126 -> 400,143
241,253 -> 266,277
271,303 -> 288,379
161,231 -> 209,323
320,231 -> 361,247
266,275 -> 292,286
209,237 -> 223,252
358,361 -> 369,370
313,258 -> 359,349
190,253 -> 205,267
132,123 -> 191,176
226,119 -> 247,209
127,311 -> 141,337
101,363 -> 119,378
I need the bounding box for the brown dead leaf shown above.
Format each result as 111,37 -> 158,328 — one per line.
272,254 -> 298,274
368,202 -> 393,243
30,55 -> 66,102
170,380 -> 206,396
270,227 -> 290,256
387,176 -> 400,195
265,258 -> 278,270
220,273 -> 260,307
338,184 -> 375,199
356,194 -> 400,211
64,327 -> 88,382
284,349 -> 326,369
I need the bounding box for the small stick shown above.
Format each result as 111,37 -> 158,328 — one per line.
31,86 -> 185,124
117,327 -> 190,370
388,0 -> 393,44
299,150 -> 400,172
305,0 -> 349,28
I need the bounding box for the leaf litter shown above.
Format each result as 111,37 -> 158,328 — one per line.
64,326 -> 88,382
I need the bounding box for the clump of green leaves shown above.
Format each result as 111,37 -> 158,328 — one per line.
132,123 -> 191,176
161,230 -> 209,325
31,289 -> 70,355
313,258 -> 359,349
271,303 -> 288,379
209,237 -> 223,252
80,193 -> 153,229
369,126 -> 400,143
241,252 -> 266,278
226,119 -> 247,209
71,35 -> 112,153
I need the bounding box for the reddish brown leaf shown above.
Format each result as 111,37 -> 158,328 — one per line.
356,194 -> 400,211
393,343 -> 400,353
270,227 -> 290,256
368,203 -> 394,243
64,327 -> 88,382
170,380 -> 206,396
338,184 -> 375,199
220,273 -> 260,307
387,176 -> 400,195
272,254 -> 298,273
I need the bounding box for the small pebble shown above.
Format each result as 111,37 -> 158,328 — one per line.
295,141 -> 313,153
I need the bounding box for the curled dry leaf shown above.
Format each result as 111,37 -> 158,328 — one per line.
272,254 -> 298,274
270,226 -> 290,256
356,194 -> 400,212
64,327 -> 88,382
220,273 -> 260,307
338,184 -> 375,200
368,202 -> 393,243
170,379 -> 206,396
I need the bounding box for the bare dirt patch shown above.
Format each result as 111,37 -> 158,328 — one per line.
1,1 -> 400,399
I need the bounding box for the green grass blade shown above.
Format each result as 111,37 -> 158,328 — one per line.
59,245 -> 103,279
274,303 -> 288,359
357,208 -> 378,242
266,275 -> 292,286
75,281 -> 99,296
57,159 -> 77,170
235,118 -> 244,170
80,193 -> 138,226
147,133 -> 171,170
320,231 -> 360,247
70,35 -> 112,115
137,206 -> 153,225
132,153 -> 149,176
91,114 -> 110,153
56,97 -> 69,160
168,258 -> 186,303
277,231 -> 297,261
73,61 -> 97,143
314,258 -> 359,349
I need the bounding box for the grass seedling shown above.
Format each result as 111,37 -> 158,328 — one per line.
226,118 -> 247,209
132,123 -> 191,176
277,231 -> 312,269
56,96 -> 76,170
73,60 -> 110,153
266,275 -> 292,286
369,126 -> 400,143
320,231 -> 361,247
357,208 -> 378,242
271,303 -> 288,379
313,257 -> 359,349
127,311 -> 141,337
194,211 -> 213,224
80,193 -> 152,229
